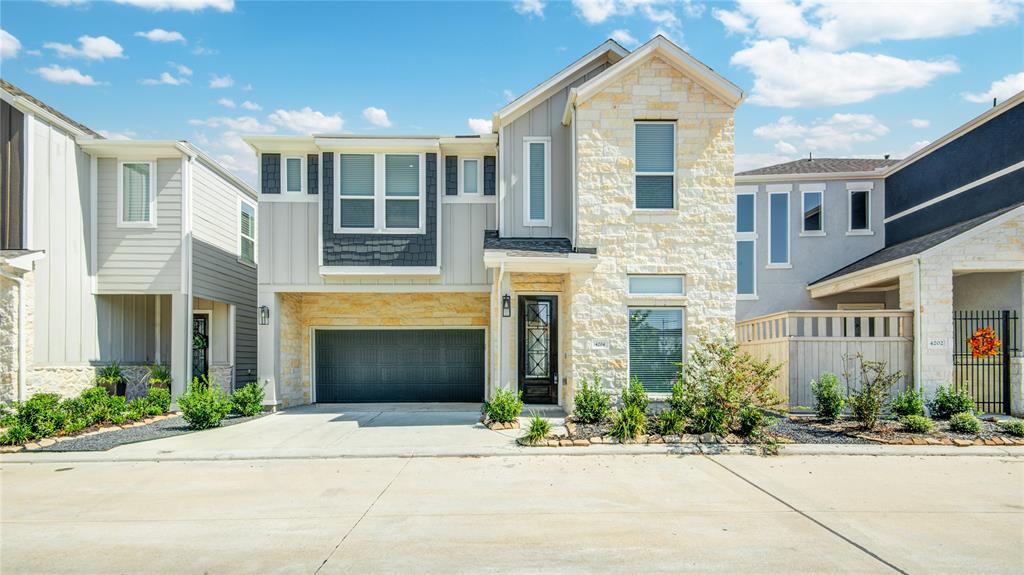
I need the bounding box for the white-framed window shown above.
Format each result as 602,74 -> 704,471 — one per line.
523,137 -> 550,226
801,188 -> 824,235
735,189 -> 756,297
628,275 -> 685,296
848,185 -> 872,234
628,307 -> 684,394
335,152 -> 425,234
238,197 -> 256,266
282,155 -> 306,194
117,161 -> 156,228
634,121 -> 675,210
768,191 -> 790,267
459,157 -> 482,196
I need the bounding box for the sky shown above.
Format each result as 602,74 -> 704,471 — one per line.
1,0 -> 1022,185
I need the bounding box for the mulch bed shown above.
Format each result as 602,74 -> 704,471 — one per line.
799,416 -> 1024,446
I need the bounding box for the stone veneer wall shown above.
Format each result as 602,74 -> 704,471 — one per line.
25,365 -> 153,400
569,55 -> 736,396
0,270 -> 22,404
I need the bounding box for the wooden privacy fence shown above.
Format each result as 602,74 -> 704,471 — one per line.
736,310 -> 914,409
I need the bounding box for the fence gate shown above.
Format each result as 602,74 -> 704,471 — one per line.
953,310 -> 1019,414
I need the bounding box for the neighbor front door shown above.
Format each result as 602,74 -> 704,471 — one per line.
518,296 -> 558,404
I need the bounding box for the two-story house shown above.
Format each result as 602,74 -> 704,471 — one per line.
0,79 -> 258,404
247,36 -> 743,410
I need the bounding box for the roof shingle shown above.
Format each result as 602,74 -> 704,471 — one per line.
0,78 -> 101,138
737,158 -> 900,177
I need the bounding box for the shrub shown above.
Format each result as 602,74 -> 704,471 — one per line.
738,405 -> 772,437
655,409 -> 686,436
95,362 -> 127,396
107,396 -> 128,425
19,393 -> 67,438
177,376 -> 232,430
890,388 -> 926,418
620,377 -> 649,413
949,412 -> 981,434
231,382 -> 265,417
999,419 -> 1024,437
145,387 -> 171,415
930,386 -> 975,419
0,422 -> 32,446
125,398 -> 150,421
900,415 -> 933,433
845,355 -> 901,429
523,413 -> 551,445
609,404 -> 646,441
573,374 -> 611,424
0,403 -> 17,427
483,388 -> 523,424
811,373 -> 845,421
147,364 -> 172,389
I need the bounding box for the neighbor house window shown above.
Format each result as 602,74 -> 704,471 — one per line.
634,122 -> 675,209
628,275 -> 685,295
460,158 -> 481,195
849,188 -> 870,232
736,190 -> 756,297
384,154 -> 421,229
336,153 -> 425,233
118,161 -> 155,227
239,199 -> 256,265
802,190 -> 824,234
523,138 -> 550,226
628,307 -> 684,393
769,191 -> 789,266
284,156 -> 304,193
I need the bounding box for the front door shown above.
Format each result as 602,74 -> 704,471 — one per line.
192,313 -> 210,380
518,296 -> 558,404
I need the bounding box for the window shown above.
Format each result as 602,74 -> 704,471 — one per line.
339,154 -> 375,229
736,190 -> 757,297
118,161 -> 155,227
336,153 -> 425,233
802,190 -> 824,233
769,192 -> 789,266
737,240 -> 755,296
460,158 -> 481,195
384,154 -> 420,229
635,122 -> 675,209
736,193 -> 754,233
628,275 -> 685,295
239,199 -> 256,265
849,189 -> 870,232
628,308 -> 684,393
284,156 -> 304,193
523,138 -> 550,226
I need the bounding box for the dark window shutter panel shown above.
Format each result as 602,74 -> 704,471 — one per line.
484,156 -> 496,196
445,155 -> 458,196
261,153 -> 280,194
307,154 -> 319,194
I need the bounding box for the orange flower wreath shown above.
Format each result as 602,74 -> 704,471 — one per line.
968,326 -> 1001,358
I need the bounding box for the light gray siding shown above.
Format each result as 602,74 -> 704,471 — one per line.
95,294 -> 170,363
95,157 -> 182,292
500,60 -> 610,239
441,202 -> 496,286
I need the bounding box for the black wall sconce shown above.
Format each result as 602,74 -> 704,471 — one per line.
501,294 -> 511,318
259,305 -> 270,326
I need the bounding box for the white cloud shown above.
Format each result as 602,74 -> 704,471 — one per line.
1,29 -> 21,60
268,107 -> 343,134
188,115 -> 275,133
734,152 -> 796,174
97,129 -> 136,140
217,98 -> 235,108
35,64 -> 100,86
135,28 -> 186,43
362,106 -> 392,128
573,0 -> 618,24
114,0 -> 234,11
753,113 -> 890,152
141,71 -> 189,85
962,71 -> 1024,104
513,0 -> 545,18
240,100 -> 261,111
610,29 -> 638,47
731,39 -> 959,108
467,118 -> 493,134
900,139 -> 932,158
169,62 -> 193,76
681,1 -> 704,19
45,35 -> 125,60
572,1 -> 684,41
910,118 -> 930,129
712,8 -> 751,35
502,89 -> 516,102
209,74 -> 234,88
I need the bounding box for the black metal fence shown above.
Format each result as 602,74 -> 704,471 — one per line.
953,310 -> 1019,414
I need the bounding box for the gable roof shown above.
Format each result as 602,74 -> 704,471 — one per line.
562,35 -> 744,125
0,78 -> 101,138
737,158 -> 900,177
492,39 -> 629,132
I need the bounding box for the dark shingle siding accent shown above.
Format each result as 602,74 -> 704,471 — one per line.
307,154 -> 319,195
483,230 -> 596,255
737,158 -> 899,177
321,152 -> 438,267
484,156 -> 496,196
261,154 -> 280,194
445,155 -> 458,196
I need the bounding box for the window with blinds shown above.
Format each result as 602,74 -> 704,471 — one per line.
462,158 -> 479,194
384,154 -> 420,229
336,153 -> 424,233
635,122 -> 675,209
628,307 -> 684,393
239,201 -> 256,265
523,139 -> 549,226
339,154 -> 375,229
285,157 -> 303,193
120,162 -> 153,225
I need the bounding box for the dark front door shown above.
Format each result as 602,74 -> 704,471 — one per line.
518,296 -> 558,404
192,314 -> 209,380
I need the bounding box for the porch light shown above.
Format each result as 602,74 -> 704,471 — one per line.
502,294 -> 512,318
259,305 -> 270,326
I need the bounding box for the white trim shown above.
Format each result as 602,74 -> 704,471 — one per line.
837,303 -> 886,311
238,195 -> 257,267
89,154 -> 97,290
116,160 -> 157,228
801,189 -> 825,235
318,265 -> 441,276
846,181 -> 874,192
23,113 -> 34,250
227,303 -> 236,367
154,297 -> 162,364
267,283 -> 491,293
765,183 -> 793,193
522,137 -> 551,227
847,187 -> 871,233
768,190 -> 790,266
314,137 -> 440,152
482,252 -> 598,273
734,184 -> 757,195
634,121 -> 676,211
458,156 -> 483,196
884,159 -> 1024,224
497,126 -> 505,235
335,152 -> 426,234
0,86 -> 93,138
282,155 -> 306,194
798,183 -> 826,192
258,195 -> 318,203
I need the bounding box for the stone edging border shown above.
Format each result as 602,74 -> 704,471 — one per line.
0,413 -> 182,453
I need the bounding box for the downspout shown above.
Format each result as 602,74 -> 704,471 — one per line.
0,268 -> 26,402
496,263 -> 506,395
570,104 -> 578,247
914,257 -> 923,391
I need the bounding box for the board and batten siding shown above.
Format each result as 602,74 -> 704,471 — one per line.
500,59 -> 611,238
95,157 -> 182,293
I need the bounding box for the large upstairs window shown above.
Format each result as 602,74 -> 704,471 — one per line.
118,161 -> 155,227
336,153 -> 425,234
635,122 -> 675,209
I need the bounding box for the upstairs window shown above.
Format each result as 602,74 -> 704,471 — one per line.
735,190 -> 756,297
736,193 -> 754,234
336,153 -> 425,234
339,154 -> 375,229
769,191 -> 789,266
239,199 -> 256,265
284,156 -> 305,193
118,161 -> 155,227
523,137 -> 550,226
635,122 -> 675,209
849,189 -> 870,232
460,158 -> 480,195
384,154 -> 421,229
802,190 -> 824,233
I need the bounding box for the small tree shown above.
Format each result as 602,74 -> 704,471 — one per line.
844,354 -> 903,429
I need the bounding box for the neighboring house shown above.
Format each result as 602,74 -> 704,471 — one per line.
0,79 -> 258,404
247,36 -> 743,410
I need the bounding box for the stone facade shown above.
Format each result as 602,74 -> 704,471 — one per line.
568,55 -> 737,399
25,365 -> 153,400
0,270 -> 21,404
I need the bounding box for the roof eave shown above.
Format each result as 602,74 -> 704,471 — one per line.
734,170 -> 890,183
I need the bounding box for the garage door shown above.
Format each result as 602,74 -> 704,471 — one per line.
314,329 -> 485,402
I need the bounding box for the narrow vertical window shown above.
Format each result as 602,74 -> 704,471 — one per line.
736,193 -> 754,233
462,158 -> 479,195
339,154 -> 375,229
523,138 -> 550,226
628,308 -> 684,393
769,192 -> 789,265
384,154 -> 421,229
635,122 -> 675,209
737,240 -> 755,295
239,200 -> 256,265
850,190 -> 870,231
735,190 -> 756,297
119,161 -> 154,226
284,156 -> 303,193
802,191 -> 823,233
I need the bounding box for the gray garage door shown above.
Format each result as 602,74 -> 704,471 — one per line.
314,329 -> 485,403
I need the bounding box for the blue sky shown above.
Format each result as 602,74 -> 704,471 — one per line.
1,0 -> 1021,184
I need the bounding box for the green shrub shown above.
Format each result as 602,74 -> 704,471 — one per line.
655,409 -> 685,436
231,382 -> 265,417
523,413 -> 551,445
18,393 -> 67,438
999,419 -> 1024,437
930,385 -> 975,419
177,376 -> 232,430
0,422 -> 32,445
738,405 -> 772,437
890,388 -> 926,418
107,396 -> 127,425
95,362 -> 126,396
620,377 -> 649,413
845,355 -> 901,429
811,373 -> 844,421
609,404 -> 646,441
900,415 -> 933,433
125,398 -> 150,421
145,387 -> 171,414
0,403 -> 17,427
147,364 -> 172,389
949,412 -> 981,434
482,388 -> 523,424
573,374 -> 611,424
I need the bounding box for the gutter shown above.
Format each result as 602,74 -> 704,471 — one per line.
914,258 -> 923,392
